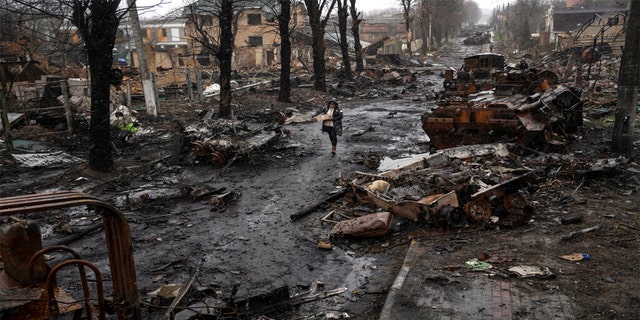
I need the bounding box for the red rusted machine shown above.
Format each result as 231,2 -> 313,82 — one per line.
0,191 -> 141,320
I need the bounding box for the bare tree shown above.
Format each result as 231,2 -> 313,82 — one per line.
612,0 -> 638,153
400,0 -> 416,55
336,0 -> 351,80
493,0 -> 548,50
6,0 -> 128,171
277,0 -> 292,102
418,0 -> 466,49
304,0 -> 337,92
349,0 -> 364,72
186,0 -> 240,118
70,0 -> 125,171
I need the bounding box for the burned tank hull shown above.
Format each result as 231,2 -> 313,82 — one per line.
423,85 -> 583,150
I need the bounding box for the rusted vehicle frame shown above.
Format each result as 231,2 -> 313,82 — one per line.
0,191 -> 141,320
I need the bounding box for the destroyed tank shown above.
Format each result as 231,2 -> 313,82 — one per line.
423,85 -> 583,150
428,51 -> 576,150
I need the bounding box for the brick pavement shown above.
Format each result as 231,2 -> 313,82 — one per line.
379,239 -> 575,320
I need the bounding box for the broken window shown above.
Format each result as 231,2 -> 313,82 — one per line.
248,13 -> 261,25
161,29 -> 167,38
248,36 -> 263,47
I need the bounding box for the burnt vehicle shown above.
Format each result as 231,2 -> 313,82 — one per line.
187,109 -> 288,166
463,32 -> 491,45
442,53 -> 505,99
441,53 -> 557,99
422,85 -> 583,150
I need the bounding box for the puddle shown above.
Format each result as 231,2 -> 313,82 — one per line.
13,139 -> 51,152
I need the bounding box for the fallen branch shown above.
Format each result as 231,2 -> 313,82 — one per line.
160,259 -> 202,320
290,187 -> 349,221
51,224 -> 104,246
561,224 -> 601,241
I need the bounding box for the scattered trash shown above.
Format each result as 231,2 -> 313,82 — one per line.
330,212 -> 393,238
560,253 -> 586,261
508,265 -> 555,279
368,180 -> 391,193
601,277 -> 616,283
465,258 -> 492,271
561,225 -> 601,241
560,214 -> 584,225
317,239 -> 333,250
147,284 -> 183,306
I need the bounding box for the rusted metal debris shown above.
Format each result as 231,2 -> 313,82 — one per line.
440,53 -> 556,99
337,144 -> 535,229
0,191 -> 141,320
424,84 -> 583,150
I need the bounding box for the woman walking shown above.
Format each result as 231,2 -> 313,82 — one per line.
314,98 -> 343,155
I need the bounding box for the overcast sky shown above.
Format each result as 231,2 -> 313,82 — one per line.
135,0 -> 515,18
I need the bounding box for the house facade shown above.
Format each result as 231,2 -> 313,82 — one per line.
184,1 -> 308,71
117,18 -> 189,72
545,6 -> 627,54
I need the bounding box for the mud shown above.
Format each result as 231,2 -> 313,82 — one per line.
1,38 -> 639,320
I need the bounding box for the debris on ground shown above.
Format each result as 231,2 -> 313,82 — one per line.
331,143 -> 536,229
185,109 -> 287,166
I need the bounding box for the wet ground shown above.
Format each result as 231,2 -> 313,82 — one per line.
2,39 -> 639,320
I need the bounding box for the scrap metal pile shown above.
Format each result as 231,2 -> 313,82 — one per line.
325,144 -> 536,239
425,53 -> 584,150
424,85 -> 584,149
185,109 -> 288,166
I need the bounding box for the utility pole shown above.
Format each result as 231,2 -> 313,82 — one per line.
612,0 -> 638,153
126,0 -> 158,117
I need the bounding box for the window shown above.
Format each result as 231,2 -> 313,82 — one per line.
248,36 -> 263,47
199,15 -> 213,26
248,14 -> 261,25
161,29 -> 167,38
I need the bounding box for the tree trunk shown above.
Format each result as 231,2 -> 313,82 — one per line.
337,0 -> 352,80
278,0 -> 292,102
349,0 -> 364,72
612,0 -> 639,153
87,50 -> 114,172
217,0 -> 234,118
71,0 -> 121,172
304,0 -> 336,92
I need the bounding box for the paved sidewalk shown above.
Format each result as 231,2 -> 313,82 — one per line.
379,239 -> 575,320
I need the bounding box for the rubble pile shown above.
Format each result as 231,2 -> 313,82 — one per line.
323,144 -> 536,239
